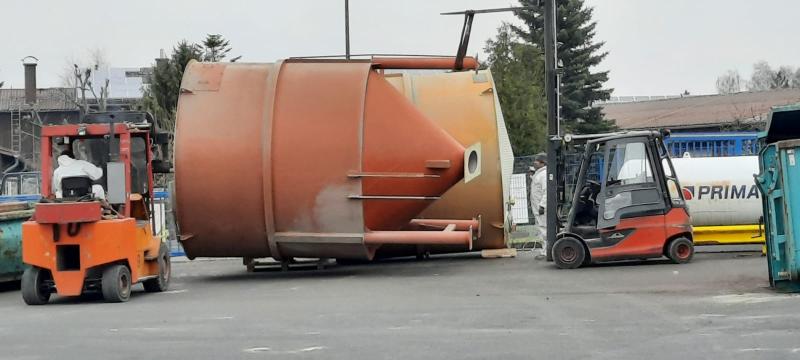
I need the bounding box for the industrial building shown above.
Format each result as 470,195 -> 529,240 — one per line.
0,63 -> 151,174
0,88 -> 79,174
599,89 -> 800,132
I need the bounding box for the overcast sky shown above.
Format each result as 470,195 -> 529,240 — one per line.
2,0 -> 799,96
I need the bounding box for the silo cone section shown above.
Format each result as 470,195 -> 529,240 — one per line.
175,60 -> 469,260
381,70 -> 514,257
361,71 -> 466,231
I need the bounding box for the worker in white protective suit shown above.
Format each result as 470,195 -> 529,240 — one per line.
529,153 -> 547,256
53,152 -> 106,200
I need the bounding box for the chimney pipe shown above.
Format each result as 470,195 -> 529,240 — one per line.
22,56 -> 39,105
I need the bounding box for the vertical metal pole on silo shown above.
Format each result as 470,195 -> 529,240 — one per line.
544,0 -> 559,261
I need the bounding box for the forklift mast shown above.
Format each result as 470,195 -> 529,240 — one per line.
544,0 -> 560,260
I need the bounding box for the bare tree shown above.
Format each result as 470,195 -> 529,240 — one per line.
747,61 -> 776,91
59,62 -> 77,88
72,65 -> 92,113
715,69 -> 742,94
774,66 -> 795,89
89,48 -> 108,70
793,68 -> 800,89
60,48 -> 111,112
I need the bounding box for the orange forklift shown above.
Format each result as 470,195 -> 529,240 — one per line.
21,112 -> 172,304
551,131 -> 694,269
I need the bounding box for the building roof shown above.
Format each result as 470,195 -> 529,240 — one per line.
600,89 -> 800,130
0,88 -> 79,111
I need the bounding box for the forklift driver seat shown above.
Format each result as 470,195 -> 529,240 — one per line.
61,176 -> 93,199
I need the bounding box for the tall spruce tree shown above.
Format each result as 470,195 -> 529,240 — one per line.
515,0 -> 614,134
485,24 -> 547,156
140,41 -> 203,131
202,34 -> 232,62
141,36 -> 238,131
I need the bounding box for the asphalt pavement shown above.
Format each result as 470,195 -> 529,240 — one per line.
0,248 -> 796,360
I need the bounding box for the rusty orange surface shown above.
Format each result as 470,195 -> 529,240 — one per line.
364,231 -> 471,248
175,60 -> 470,260
176,62 -> 274,258
22,219 -> 160,296
271,61 -> 370,236
385,70 -> 512,252
361,71 -> 465,231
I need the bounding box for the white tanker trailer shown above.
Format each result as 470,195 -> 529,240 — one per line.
671,155 -> 764,245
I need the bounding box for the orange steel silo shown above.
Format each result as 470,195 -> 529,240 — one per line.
174,58 -> 483,261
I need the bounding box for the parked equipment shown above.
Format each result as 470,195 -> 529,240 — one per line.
0,172 -> 41,204
0,202 -> 34,282
21,112 -> 172,304
552,131 -> 694,269
755,104 -> 800,291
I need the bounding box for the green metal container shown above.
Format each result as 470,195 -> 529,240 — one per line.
0,203 -> 34,282
756,104 -> 800,291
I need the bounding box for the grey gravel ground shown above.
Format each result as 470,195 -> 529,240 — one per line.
0,247 -> 796,360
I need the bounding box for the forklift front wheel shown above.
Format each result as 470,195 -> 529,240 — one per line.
553,237 -> 587,269
666,237 -> 694,264
21,267 -> 52,305
101,265 -> 132,303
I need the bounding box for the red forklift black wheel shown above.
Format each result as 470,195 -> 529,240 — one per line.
667,237 -> 694,264
143,244 -> 171,293
21,267 -> 52,305
102,265 -> 132,303
553,237 -> 587,269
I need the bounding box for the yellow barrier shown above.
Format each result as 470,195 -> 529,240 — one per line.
692,224 -> 764,245
693,225 -> 766,255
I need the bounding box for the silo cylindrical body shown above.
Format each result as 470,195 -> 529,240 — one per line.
174,60 -> 478,260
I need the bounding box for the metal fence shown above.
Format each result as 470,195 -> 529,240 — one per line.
153,190 -> 185,257
510,156 -> 536,225
664,132 -> 759,158
511,152 -> 590,225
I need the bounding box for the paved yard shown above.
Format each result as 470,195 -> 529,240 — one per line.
0,248 -> 796,360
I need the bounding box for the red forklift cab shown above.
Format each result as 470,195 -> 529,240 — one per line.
553,131 -> 693,269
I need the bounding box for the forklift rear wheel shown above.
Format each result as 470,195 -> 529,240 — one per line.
102,265 -> 132,303
21,267 -> 52,305
666,237 -> 694,264
143,244 -> 171,292
553,237 -> 587,269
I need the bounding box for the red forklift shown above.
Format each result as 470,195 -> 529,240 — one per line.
551,131 -> 694,269
21,112 -> 172,304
